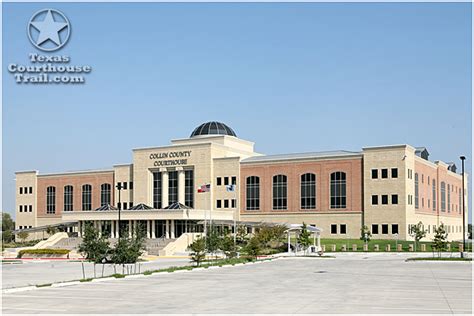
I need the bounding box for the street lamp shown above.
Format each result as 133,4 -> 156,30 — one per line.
116,182 -> 123,239
460,156 -> 466,258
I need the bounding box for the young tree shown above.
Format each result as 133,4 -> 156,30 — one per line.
297,223 -> 312,255
189,237 -> 206,266
432,224 -> 448,258
220,235 -> 237,259
360,225 -> 372,244
409,221 -> 427,252
205,226 -> 220,259
245,237 -> 261,260
2,213 -> 15,244
236,225 -> 249,245
17,231 -> 29,243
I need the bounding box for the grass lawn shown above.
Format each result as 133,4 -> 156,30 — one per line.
291,237 -> 472,252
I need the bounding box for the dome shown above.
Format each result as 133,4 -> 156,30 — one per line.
190,121 -> 237,138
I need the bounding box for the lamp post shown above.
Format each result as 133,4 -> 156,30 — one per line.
460,156 -> 466,258
116,182 -> 122,239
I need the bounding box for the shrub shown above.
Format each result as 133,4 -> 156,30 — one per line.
18,248 -> 70,258
112,273 -> 125,278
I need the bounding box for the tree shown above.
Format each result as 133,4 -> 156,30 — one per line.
46,226 -> 58,236
110,225 -> 146,274
432,224 -> 448,258
78,222 -> 110,263
205,226 -> 220,258
189,237 -> 206,266
2,213 -> 15,243
245,237 -> 261,260
17,231 -> 29,243
297,223 -> 312,255
360,225 -> 371,244
236,225 -> 249,245
220,235 -> 237,259
409,221 -> 427,252
468,224 -> 472,239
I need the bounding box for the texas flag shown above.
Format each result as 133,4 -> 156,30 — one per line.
197,184 -> 211,193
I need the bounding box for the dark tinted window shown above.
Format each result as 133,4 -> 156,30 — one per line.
382,224 -> 389,234
216,200 -> 222,208
331,224 -> 337,234
371,169 -> 378,179
216,177 -> 222,186
381,195 -> 388,205
123,182 -> 127,190
231,176 -> 237,185
340,224 -> 347,234
392,224 -> 399,234
129,182 -> 133,190
29,187 -> 33,194
372,195 -> 378,205
224,177 -> 229,186
372,224 -> 379,234
391,168 -> 398,178
330,172 -> 346,208
19,187 -> 23,194
392,194 -> 398,204
381,169 -> 388,179
224,200 -> 229,208
246,176 -> 260,210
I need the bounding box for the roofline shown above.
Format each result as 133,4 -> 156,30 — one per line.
132,142 -> 212,152
362,144 -> 415,151
15,170 -> 38,175
113,163 -> 133,167
38,169 -> 114,177
241,152 -> 363,164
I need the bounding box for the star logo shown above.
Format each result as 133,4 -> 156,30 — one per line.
28,9 -> 70,52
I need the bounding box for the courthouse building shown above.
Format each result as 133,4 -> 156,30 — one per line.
15,121 -> 467,241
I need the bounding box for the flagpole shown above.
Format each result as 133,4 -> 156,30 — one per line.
233,184 -> 237,247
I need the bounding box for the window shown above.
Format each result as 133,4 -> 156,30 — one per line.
19,205 -> 23,212
216,177 -> 222,186
185,170 -> 194,208
392,224 -> 399,234
372,224 -> 379,234
231,199 -> 236,208
391,168 -> 398,178
168,171 -> 178,204
422,198 -> 424,208
46,186 -> 56,214
153,172 -> 162,209
301,173 -> 316,209
414,173 -> 419,209
330,172 -> 346,208
246,176 -> 260,210
224,177 -> 229,186
331,224 -> 337,234
382,224 -> 389,234
432,180 -> 437,211
381,195 -> 388,205
100,183 -> 111,207
408,169 -> 412,179
29,187 -> 33,194
216,200 -> 222,208
340,224 -> 347,234
29,205 -> 32,212
224,199 -> 229,208
123,203 -> 128,210
273,174 -> 287,210
371,169 -> 378,179
64,185 -> 73,211
428,176 -> 430,185
123,182 -> 128,190
391,194 -> 398,204
441,181 -> 446,212
381,169 -> 388,179
447,184 -> 451,212
231,176 -> 237,185
421,174 -> 424,183
129,182 -> 133,190
82,184 -> 92,211
127,202 -> 132,209
19,187 -> 23,194
372,195 -> 378,205
428,199 -> 430,209
459,194 -> 462,214
407,194 -> 412,205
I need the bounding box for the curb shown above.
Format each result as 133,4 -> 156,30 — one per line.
2,286 -> 37,294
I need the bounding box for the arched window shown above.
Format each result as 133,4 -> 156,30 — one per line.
46,186 -> 56,214
273,175 -> 287,210
432,180 -> 436,211
82,184 -> 92,211
447,184 -> 451,212
64,185 -> 73,211
414,173 -> 419,209
101,183 -> 111,207
246,176 -> 260,210
301,173 -> 316,209
440,181 -> 446,212
330,172 -> 346,209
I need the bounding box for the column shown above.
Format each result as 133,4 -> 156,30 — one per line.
98,220 -> 102,237
177,167 -> 185,205
129,220 -> 132,238
133,220 -> 137,237
165,220 -> 170,239
161,168 -> 169,208
78,221 -> 82,237
170,219 -> 175,239
151,220 -> 156,238
111,220 -> 115,239
146,220 -> 150,238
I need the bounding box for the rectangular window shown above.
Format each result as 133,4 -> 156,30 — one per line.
129,202 -> 133,209
19,205 -> 23,212
392,224 -> 399,234
29,205 -> 32,212
340,224 -> 347,234
29,187 -> 33,194
330,224 -> 337,234
421,174 -> 424,183
185,170 -> 194,208
153,172 -> 162,209
216,177 -> 222,186
129,182 -> 133,190
19,187 -> 23,194
371,169 -> 378,179
422,198 -> 424,208
123,203 -> 127,210
123,182 -> 128,190
224,200 -> 229,208
231,199 -> 236,208
168,171 -> 178,204
372,224 -> 379,234
372,195 -> 378,205
391,194 -> 398,204
216,200 -> 222,208
231,176 -> 237,185
428,176 -> 430,185
224,177 -> 229,186
382,224 -> 389,234
381,195 -> 388,205
391,168 -> 398,178
381,169 -> 388,179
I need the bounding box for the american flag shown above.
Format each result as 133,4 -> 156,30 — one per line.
197,184 -> 211,193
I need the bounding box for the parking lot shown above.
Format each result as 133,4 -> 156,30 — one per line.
2,253 -> 472,314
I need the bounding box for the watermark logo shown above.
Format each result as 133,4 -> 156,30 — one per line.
28,9 -> 70,52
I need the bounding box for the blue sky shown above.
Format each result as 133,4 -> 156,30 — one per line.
2,2 -> 472,220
